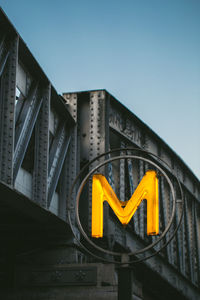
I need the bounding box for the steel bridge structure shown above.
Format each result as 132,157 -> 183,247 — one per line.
0,8 -> 199,300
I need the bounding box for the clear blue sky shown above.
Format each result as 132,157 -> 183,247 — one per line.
1,0 -> 200,179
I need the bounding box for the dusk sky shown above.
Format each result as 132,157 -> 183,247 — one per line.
1,0 -> 199,179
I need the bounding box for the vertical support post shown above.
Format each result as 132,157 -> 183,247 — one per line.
184,195 -> 194,283
127,152 -> 139,235
194,201 -> 200,286
33,84 -> 50,207
61,93 -> 80,263
118,268 -> 133,300
118,255 -> 132,300
89,90 -> 109,233
0,35 -> 18,186
139,160 -> 144,239
160,176 -> 172,263
62,93 -> 78,224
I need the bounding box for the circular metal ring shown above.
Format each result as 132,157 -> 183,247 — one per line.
75,155 -> 176,257
67,148 -> 183,264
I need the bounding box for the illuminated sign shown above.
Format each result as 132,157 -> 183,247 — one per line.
68,149 -> 183,264
92,170 -> 159,238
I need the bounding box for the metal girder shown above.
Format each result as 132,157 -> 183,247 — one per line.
65,90 -> 199,294
89,90 -> 109,163
61,93 -> 78,223
184,196 -> 194,284
13,82 -> 42,181
47,120 -> 71,208
0,34 -> 6,58
127,153 -> 139,235
194,201 -> 200,284
0,35 -> 10,78
107,95 -> 199,286
119,143 -> 126,203
109,100 -> 200,205
88,91 -> 110,234
138,160 -> 145,240
0,35 -> 18,186
160,176 -> 172,263
32,84 -> 51,208
175,195 -> 184,274
181,208 -> 186,275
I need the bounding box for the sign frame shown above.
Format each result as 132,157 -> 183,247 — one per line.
68,148 -> 184,264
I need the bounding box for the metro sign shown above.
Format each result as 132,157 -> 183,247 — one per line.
69,150 -> 182,263
92,170 -> 159,238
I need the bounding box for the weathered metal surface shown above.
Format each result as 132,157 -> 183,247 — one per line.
0,35 -> 18,185
14,82 -> 42,181
33,84 -> 51,208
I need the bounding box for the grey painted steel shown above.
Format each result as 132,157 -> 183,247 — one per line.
160,176 -> 172,264
13,82 -> 42,181
65,91 -> 199,298
139,160 -> 145,240
194,201 -> 200,284
181,208 -> 186,276
109,100 -> 200,202
47,121 -> 71,208
184,196 -> 194,283
176,200 -> 183,273
0,36 -> 10,77
0,36 -> 18,186
88,91 -> 110,235
108,95 -> 200,288
62,93 -> 79,224
127,151 -> 139,235
33,84 -> 51,208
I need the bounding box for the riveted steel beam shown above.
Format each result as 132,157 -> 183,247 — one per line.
0,35 -> 10,78
32,84 -> 51,208
181,209 -> 186,275
138,160 -> 145,240
47,121 -> 71,208
127,153 -> 139,235
119,142 -> 126,203
88,91 -> 110,234
0,35 -> 18,186
61,93 -> 78,223
176,199 -> 184,274
185,196 -> 195,284
13,82 -> 42,181
194,201 -> 200,286
109,98 -> 200,205
160,176 -> 172,263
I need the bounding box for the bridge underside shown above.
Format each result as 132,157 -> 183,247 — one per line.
0,181 -> 71,250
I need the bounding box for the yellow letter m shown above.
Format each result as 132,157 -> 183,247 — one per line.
92,170 -> 159,238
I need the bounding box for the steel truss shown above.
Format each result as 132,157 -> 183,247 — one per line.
63,90 -> 200,299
